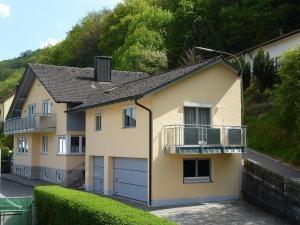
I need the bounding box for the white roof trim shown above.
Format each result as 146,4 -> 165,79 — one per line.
184,102 -> 213,108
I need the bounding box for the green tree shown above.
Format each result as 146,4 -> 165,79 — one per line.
252,49 -> 276,92
111,3 -> 172,74
233,56 -> 251,90
275,46 -> 300,132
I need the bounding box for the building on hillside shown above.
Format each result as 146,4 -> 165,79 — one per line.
238,28 -> 300,69
0,92 -> 15,130
4,56 -> 246,206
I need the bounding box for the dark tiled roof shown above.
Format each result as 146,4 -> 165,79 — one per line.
28,64 -> 149,103
70,57 -> 237,111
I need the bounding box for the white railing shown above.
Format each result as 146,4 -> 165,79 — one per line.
4,114 -> 56,134
164,124 -> 246,153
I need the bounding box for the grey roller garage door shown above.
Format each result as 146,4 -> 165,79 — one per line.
93,156 -> 104,193
114,158 -> 148,202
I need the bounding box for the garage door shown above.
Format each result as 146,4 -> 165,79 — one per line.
93,156 -> 104,193
114,158 -> 148,202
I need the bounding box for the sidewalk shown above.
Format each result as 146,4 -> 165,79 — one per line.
1,173 -> 52,188
245,149 -> 300,179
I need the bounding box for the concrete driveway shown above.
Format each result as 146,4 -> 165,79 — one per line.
0,178 -> 33,197
152,201 -> 289,225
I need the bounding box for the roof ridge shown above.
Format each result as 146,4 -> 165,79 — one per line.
28,63 -> 148,74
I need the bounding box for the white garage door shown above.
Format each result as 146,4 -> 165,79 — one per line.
114,158 -> 148,202
93,156 -> 104,193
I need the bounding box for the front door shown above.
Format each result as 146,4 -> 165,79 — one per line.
184,107 -> 211,145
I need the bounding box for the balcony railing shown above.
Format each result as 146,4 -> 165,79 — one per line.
164,124 -> 246,154
4,114 -> 56,134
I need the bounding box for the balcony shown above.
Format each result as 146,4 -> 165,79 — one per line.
4,114 -> 56,134
164,124 -> 246,154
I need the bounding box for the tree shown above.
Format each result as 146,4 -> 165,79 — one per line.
252,49 -> 276,92
232,56 -> 251,90
111,3 -> 172,74
275,46 -> 300,132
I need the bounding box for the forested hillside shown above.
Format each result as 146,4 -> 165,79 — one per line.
0,0 -> 299,165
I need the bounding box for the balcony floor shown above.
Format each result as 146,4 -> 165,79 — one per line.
166,146 -> 245,154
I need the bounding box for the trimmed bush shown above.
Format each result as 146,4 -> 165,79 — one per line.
34,186 -> 176,225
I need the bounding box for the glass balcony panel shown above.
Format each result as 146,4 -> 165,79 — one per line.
206,128 -> 221,145
227,128 -> 242,145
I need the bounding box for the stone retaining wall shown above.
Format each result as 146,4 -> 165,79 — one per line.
242,159 -> 300,224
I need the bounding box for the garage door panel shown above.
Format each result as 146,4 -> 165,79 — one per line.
114,182 -> 147,202
114,169 -> 147,187
113,158 -> 148,202
93,157 -> 104,193
114,158 -> 147,172
93,167 -> 104,179
93,178 -> 104,192
94,157 -> 104,167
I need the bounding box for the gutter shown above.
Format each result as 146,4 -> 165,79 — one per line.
134,98 -> 152,206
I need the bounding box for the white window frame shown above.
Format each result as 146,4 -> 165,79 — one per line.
58,135 -> 85,155
17,138 -> 28,154
123,106 -> 136,128
58,136 -> 67,154
42,99 -> 51,115
41,136 -> 48,154
183,159 -> 212,183
95,112 -> 101,131
28,104 -> 36,117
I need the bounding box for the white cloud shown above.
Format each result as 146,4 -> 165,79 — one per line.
39,38 -> 60,48
0,3 -> 10,18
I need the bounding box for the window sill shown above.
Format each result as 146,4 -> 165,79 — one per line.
183,177 -> 212,184
122,126 -> 136,129
15,152 -> 28,156
57,153 -> 85,156
41,152 -> 48,155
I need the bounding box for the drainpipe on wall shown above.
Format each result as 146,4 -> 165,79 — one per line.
135,98 -> 152,206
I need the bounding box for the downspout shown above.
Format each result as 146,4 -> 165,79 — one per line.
135,98 -> 152,206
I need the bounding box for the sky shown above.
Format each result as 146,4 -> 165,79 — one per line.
0,0 -> 123,60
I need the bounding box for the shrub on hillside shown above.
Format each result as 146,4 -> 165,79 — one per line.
34,186 -> 176,225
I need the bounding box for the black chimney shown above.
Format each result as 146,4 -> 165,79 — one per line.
94,56 -> 112,82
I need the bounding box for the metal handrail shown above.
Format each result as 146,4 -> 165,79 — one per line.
3,114 -> 56,134
164,124 -> 247,149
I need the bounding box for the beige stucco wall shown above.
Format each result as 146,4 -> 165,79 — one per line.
0,94 -> 14,122
151,64 -> 242,202
13,78 -> 84,171
85,97 -> 151,193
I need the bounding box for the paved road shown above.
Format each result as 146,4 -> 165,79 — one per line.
0,178 -> 33,197
245,149 -> 300,179
152,201 -> 289,225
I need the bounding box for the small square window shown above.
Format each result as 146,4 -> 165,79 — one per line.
183,159 -> 211,183
123,107 -> 136,128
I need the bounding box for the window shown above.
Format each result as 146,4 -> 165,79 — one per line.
58,136 -> 85,154
95,113 -> 101,131
58,136 -> 67,154
123,107 -> 136,128
70,136 -> 80,153
18,138 -> 28,154
41,136 -> 48,153
28,104 -> 36,117
42,169 -> 47,179
42,99 -> 51,115
56,171 -> 61,182
183,159 -> 211,183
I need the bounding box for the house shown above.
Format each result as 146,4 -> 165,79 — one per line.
5,56 -> 246,206
0,92 -> 15,129
238,28 -> 300,69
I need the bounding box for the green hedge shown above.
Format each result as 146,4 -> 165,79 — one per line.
34,186 -> 176,225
